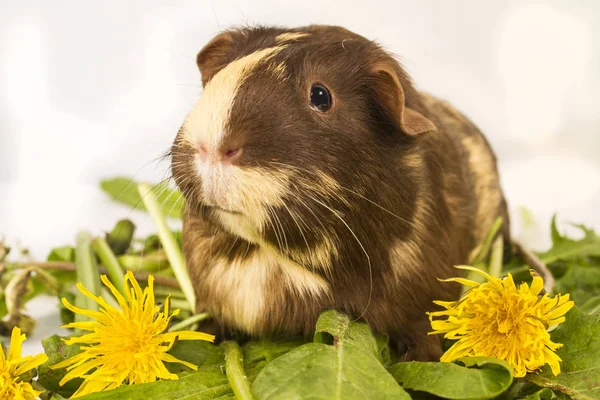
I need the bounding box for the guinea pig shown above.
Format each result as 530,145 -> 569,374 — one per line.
170,24 -> 510,361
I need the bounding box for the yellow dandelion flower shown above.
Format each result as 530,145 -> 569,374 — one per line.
428,266 -> 574,378
1,326 -> 49,400
50,271 -> 214,398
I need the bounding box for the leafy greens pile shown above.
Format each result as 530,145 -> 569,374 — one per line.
0,177 -> 599,400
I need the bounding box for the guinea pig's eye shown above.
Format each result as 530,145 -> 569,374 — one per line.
309,84 -> 332,112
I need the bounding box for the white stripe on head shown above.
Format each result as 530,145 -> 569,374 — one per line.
183,45 -> 288,150
275,32 -> 310,43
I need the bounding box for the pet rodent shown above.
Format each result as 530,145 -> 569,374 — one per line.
170,25 -> 510,360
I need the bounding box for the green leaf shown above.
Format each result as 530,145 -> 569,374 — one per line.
47,246 -> 75,262
252,310 -> 410,400
242,337 -> 308,366
78,365 -> 233,400
100,177 -> 183,219
389,356 -> 513,400
580,296 -> 600,315
518,387 -> 568,400
58,289 -> 76,325
166,340 -> 225,374
525,307 -> 600,399
313,309 -> 378,357
375,334 -> 392,366
38,335 -> 84,398
105,219 -> 136,255
553,261 -> 600,307
539,218 -> 600,264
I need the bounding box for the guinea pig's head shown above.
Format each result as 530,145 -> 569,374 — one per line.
171,25 -> 436,270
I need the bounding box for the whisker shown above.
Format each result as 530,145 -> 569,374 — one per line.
280,202 -> 315,298
269,160 -> 417,229
305,193 -> 373,321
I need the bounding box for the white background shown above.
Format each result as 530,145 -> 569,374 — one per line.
1,0 -> 599,355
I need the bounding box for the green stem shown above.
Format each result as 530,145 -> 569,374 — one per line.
222,341 -> 254,400
91,237 -> 126,296
30,267 -> 61,291
489,235 -> 504,278
117,252 -> 169,272
168,312 -> 209,332
138,183 -> 196,312
471,216 -> 503,265
154,287 -> 186,299
75,231 -> 101,322
169,298 -> 193,311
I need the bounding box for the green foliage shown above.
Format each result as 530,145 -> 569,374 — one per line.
100,177 -> 183,219
105,219 -> 136,256
525,307 -> 600,400
8,177 -> 600,400
47,246 -> 75,262
389,357 -> 513,400
540,216 -> 600,264
78,365 -> 234,400
542,216 -> 600,309
508,383 -> 570,400
166,340 -> 225,374
38,335 -> 84,398
252,310 -> 410,400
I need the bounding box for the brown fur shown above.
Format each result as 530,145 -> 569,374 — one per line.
171,25 -> 510,360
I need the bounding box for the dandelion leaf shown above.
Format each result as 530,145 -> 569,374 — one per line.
100,177 -> 183,219
37,334 -> 84,398
580,296 -> 600,316
540,216 -> 600,264
242,337 -> 309,366
540,218 -> 600,310
513,385 -> 570,400
554,260 -> 600,308
166,340 -> 225,374
388,356 -> 513,400
526,307 -> 600,400
47,245 -> 75,262
251,309 -> 410,400
77,365 -> 233,400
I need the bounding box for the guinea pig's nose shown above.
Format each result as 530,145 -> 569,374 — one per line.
197,142 -> 242,165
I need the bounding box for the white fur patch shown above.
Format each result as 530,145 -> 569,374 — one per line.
207,247 -> 329,334
183,45 -> 288,151
275,32 -> 310,43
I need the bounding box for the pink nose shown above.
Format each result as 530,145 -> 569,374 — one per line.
197,143 -> 243,164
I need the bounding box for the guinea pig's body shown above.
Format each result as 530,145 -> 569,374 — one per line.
171,25 -> 509,360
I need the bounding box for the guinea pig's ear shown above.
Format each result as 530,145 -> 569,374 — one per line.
196,32 -> 235,87
371,62 -> 437,136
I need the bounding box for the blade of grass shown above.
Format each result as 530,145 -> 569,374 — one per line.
168,312 -> 210,332
91,237 -> 126,296
462,217 -> 504,295
222,341 -> 254,400
74,231 -> 101,322
488,235 -> 504,278
470,216 -> 504,265
138,183 -> 196,312
169,298 -> 193,311
154,287 -> 186,299
117,252 -> 169,272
